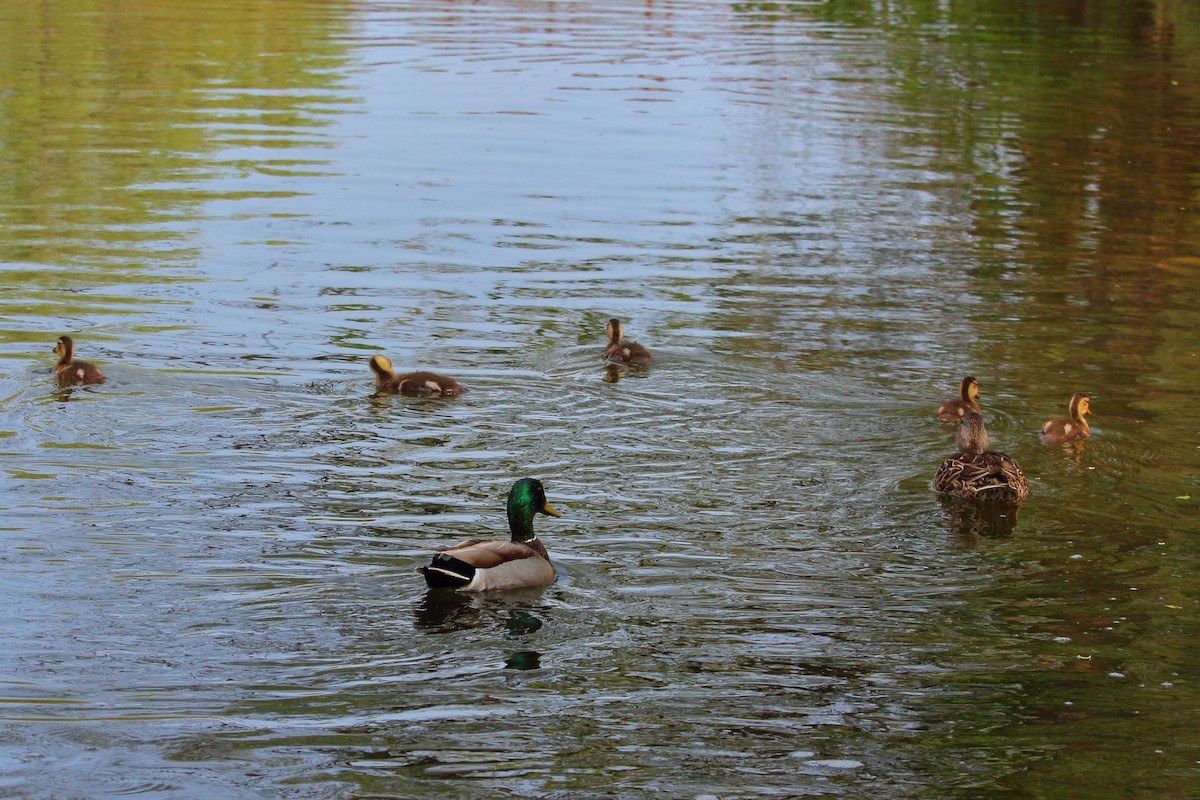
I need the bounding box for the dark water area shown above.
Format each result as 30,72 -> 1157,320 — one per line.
2,1 -> 1200,797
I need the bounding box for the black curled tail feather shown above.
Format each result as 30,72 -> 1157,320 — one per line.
418,553 -> 475,589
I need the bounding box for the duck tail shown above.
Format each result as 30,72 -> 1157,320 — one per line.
418,553 -> 475,589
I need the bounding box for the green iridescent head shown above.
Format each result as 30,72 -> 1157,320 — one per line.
506,478 -> 562,542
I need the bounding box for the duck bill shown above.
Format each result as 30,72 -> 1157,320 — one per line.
540,502 -> 562,518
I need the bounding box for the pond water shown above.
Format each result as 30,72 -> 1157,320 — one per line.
2,1 -> 1200,797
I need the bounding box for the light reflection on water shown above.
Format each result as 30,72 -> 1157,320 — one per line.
2,0 -> 1200,798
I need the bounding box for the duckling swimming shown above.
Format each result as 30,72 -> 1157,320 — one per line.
935,376 -> 980,422
52,336 -> 106,386
603,318 -> 653,364
933,411 -> 1029,503
1041,392 -> 1091,442
369,355 -> 464,397
418,478 -> 562,591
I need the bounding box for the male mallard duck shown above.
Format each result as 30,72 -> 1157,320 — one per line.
369,355 -> 464,397
935,376 -> 980,422
1041,392 -> 1091,442
933,411 -> 1029,503
603,318 -> 653,364
418,478 -> 562,591
52,336 -> 106,386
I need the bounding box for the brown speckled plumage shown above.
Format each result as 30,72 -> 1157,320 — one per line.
933,412 -> 1029,503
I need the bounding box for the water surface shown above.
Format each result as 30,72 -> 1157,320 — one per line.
2,1 -> 1200,797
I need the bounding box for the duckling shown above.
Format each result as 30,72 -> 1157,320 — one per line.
52,336 -> 106,386
418,478 -> 563,591
603,318 -> 653,364
933,411 -> 1029,503
369,355 -> 464,397
935,376 -> 980,422
1041,392 -> 1091,442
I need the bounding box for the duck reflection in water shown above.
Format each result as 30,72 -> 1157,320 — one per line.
602,359 -> 655,384
413,586 -> 549,635
504,650 -> 542,670
937,493 -> 1021,543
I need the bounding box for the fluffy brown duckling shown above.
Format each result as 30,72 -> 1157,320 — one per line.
1041,392 -> 1091,442
52,336 -> 107,386
418,478 -> 562,591
603,318 -> 653,364
935,376 -> 981,422
369,355 -> 465,397
933,411 -> 1030,503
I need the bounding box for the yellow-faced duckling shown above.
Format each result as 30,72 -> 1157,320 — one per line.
1041,392 -> 1091,442
418,478 -> 562,592
369,355 -> 464,397
52,336 -> 106,386
933,412 -> 1029,503
935,376 -> 980,422
603,318 -> 653,364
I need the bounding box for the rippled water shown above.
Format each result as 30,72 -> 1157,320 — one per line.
3,1 -> 1200,797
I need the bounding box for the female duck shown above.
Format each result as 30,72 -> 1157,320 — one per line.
52,336 -> 106,386
369,355 -> 464,397
418,478 -> 562,591
934,412 -> 1029,503
935,376 -> 980,422
603,318 -> 653,364
1041,392 -> 1091,442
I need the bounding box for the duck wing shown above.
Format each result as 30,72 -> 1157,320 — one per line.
419,539 -> 554,591
440,539 -> 540,568
934,452 -> 1029,503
